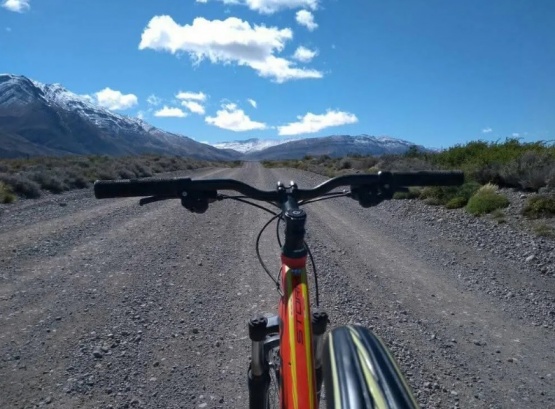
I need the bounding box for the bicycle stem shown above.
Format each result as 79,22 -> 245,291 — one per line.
279,181 -> 308,259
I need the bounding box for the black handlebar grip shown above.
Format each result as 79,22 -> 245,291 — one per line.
94,178 -> 190,198
393,171 -> 464,186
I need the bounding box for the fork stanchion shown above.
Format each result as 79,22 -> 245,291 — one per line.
249,316 -> 268,376
312,309 -> 329,403
248,316 -> 270,408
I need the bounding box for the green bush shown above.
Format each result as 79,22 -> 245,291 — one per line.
533,223 -> 555,238
490,209 -> 507,224
466,190 -> 510,215
393,187 -> 421,200
456,182 -> 481,200
521,195 -> 555,219
0,182 -> 16,203
420,186 -> 444,200
424,197 -> 442,206
445,196 -> 468,209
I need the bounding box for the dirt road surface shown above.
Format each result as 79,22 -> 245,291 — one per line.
1,163 -> 553,408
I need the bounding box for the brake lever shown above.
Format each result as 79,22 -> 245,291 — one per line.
139,196 -> 172,206
350,183 -> 397,208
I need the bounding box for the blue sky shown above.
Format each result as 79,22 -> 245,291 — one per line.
1,0 -> 554,149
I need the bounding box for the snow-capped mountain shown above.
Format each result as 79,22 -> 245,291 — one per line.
211,138 -> 291,153
0,74 -> 238,160
243,134 -> 426,160
213,135 -> 424,159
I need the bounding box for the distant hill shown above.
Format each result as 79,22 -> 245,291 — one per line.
238,135 -> 426,160
211,138 -> 292,154
0,74 -> 239,160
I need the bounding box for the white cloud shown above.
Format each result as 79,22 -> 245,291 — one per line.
176,91 -> 207,114
205,103 -> 267,131
293,46 -> 317,63
176,91 -> 207,102
295,10 -> 318,31
278,110 -> 358,136
482,127 -> 493,133
139,16 -> 322,83
512,132 -> 520,137
147,94 -> 162,106
181,100 -> 205,115
247,98 -> 257,108
2,0 -> 30,13
201,0 -> 318,14
154,106 -> 188,118
137,111 -> 146,120
92,88 -> 138,111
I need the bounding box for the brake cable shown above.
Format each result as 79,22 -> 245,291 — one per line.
219,191 -> 351,304
256,213 -> 284,296
299,191 -> 350,205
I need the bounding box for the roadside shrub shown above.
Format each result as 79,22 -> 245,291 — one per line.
424,197 -> 442,206
96,168 -> 119,180
28,171 -> 68,193
466,188 -> 509,216
352,157 -> 378,170
445,197 -> 468,209
0,173 -> 41,198
393,188 -> 421,200
477,183 -> 499,195
0,182 -> 16,203
420,186 -> 459,204
65,169 -> 90,189
378,156 -> 433,172
521,195 -> 555,219
533,223 -> 555,238
116,167 -> 136,179
500,150 -> 555,191
457,182 -> 481,200
490,209 -> 507,224
339,158 -> 352,170
420,186 -> 443,200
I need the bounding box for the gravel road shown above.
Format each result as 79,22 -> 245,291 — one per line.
1,162 -> 553,409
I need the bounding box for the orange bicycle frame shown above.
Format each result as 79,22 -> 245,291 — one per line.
279,254 -> 317,408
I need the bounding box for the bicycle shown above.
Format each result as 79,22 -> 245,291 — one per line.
94,169 -> 463,408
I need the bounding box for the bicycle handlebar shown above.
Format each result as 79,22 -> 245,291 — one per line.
94,170 -> 464,203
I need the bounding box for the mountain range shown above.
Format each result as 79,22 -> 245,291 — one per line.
0,74 -> 236,160
0,74 -> 424,160
214,135 -> 425,159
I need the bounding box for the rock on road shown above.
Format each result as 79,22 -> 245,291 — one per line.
1,162 -> 553,408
